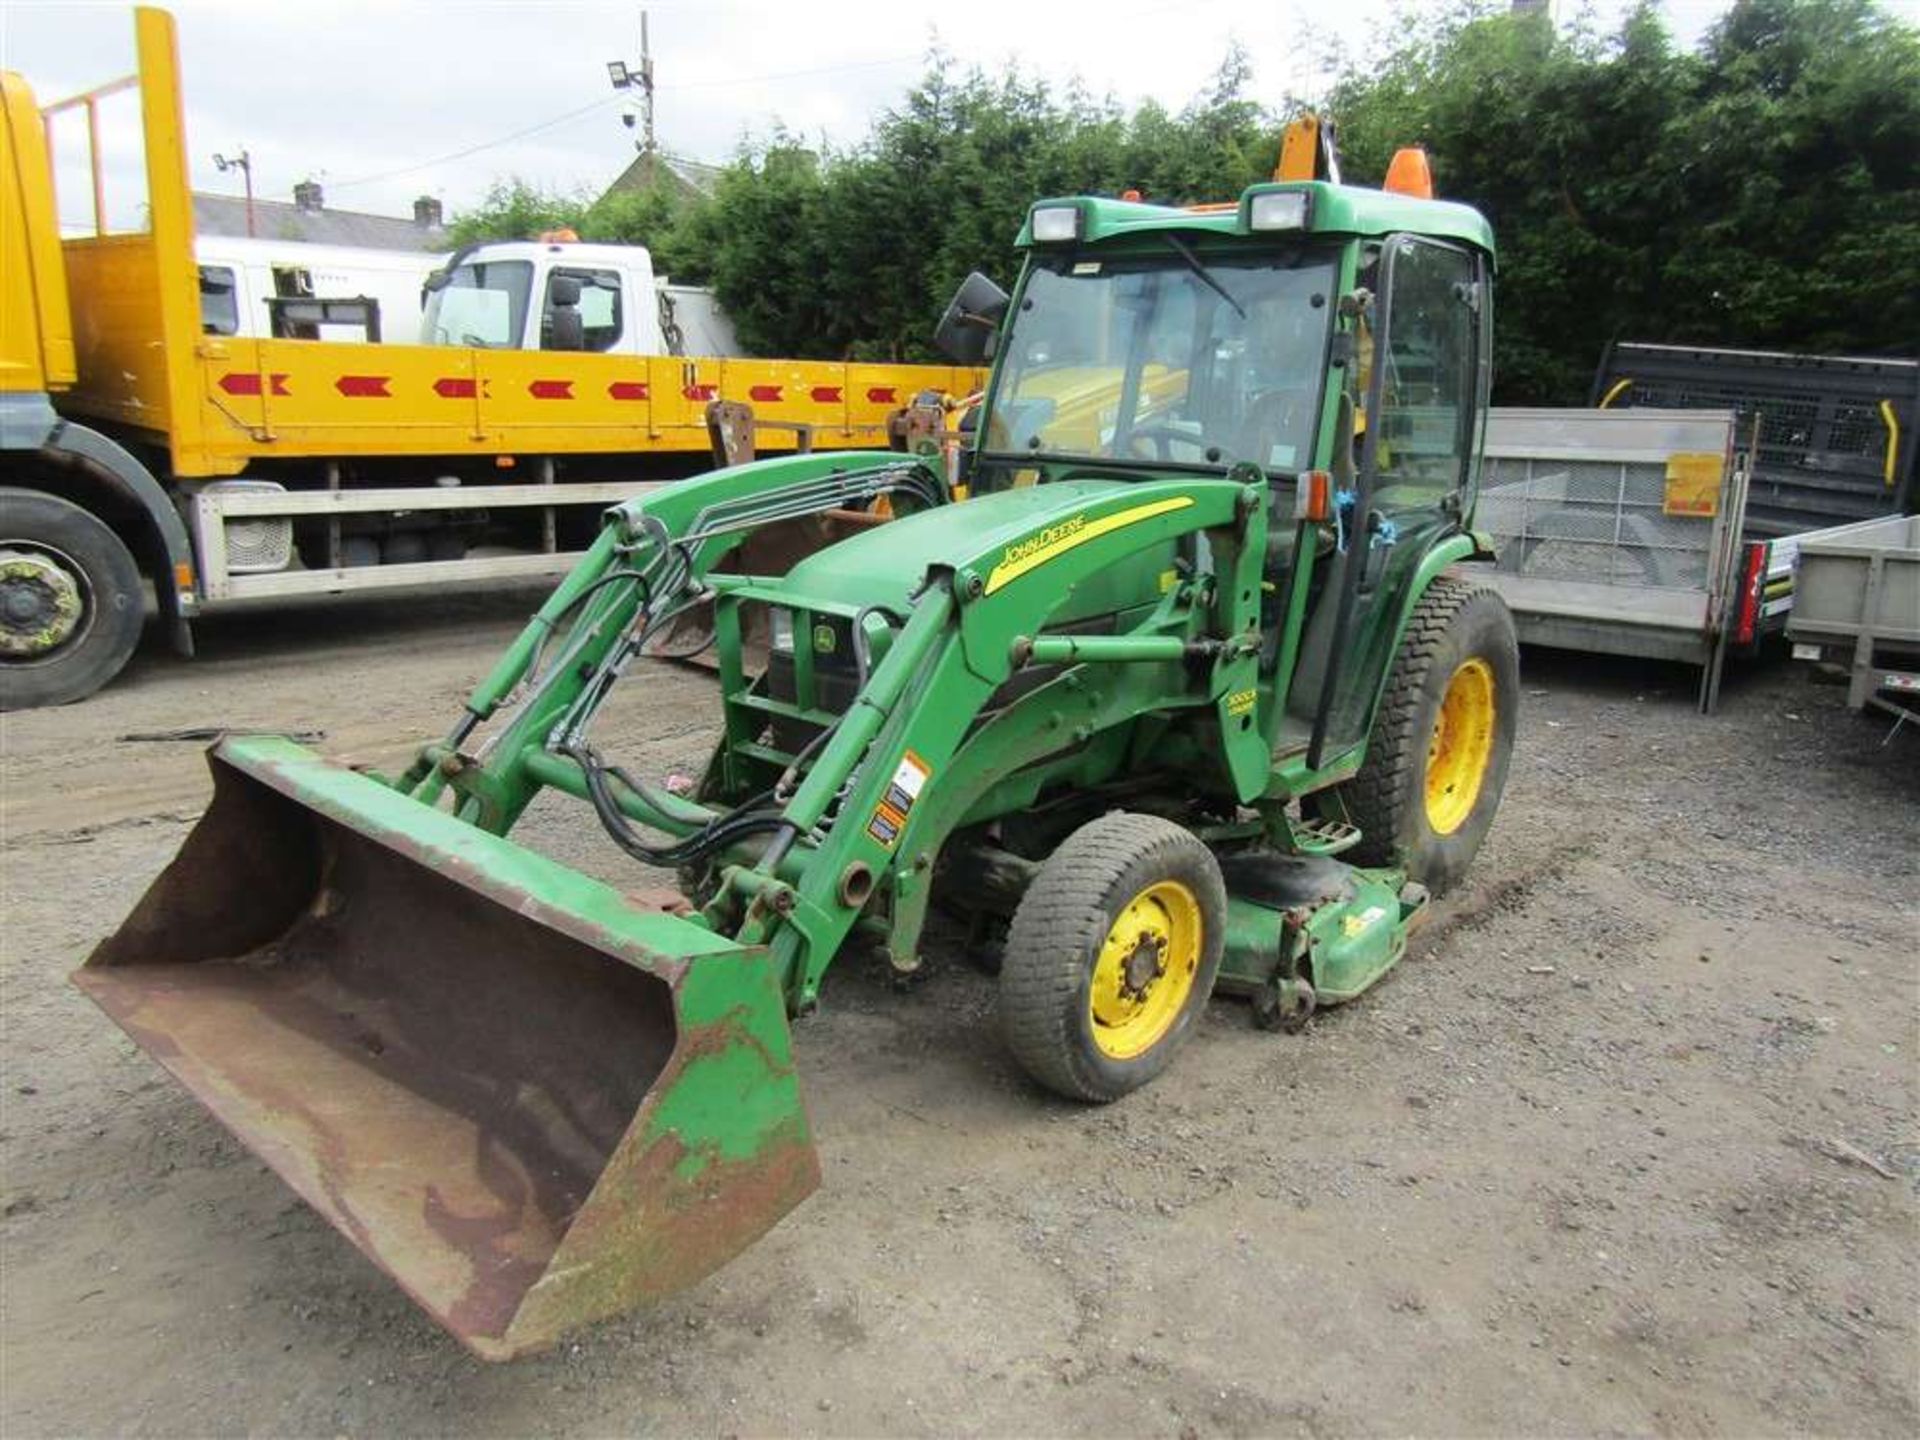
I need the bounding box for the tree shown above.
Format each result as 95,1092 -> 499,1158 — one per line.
447,177 -> 707,283
446,180 -> 587,247
1328,0 -> 1918,399
444,1 -> 1918,388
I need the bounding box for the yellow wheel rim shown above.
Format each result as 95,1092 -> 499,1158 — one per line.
1088,880 -> 1203,1060
1425,657 -> 1496,836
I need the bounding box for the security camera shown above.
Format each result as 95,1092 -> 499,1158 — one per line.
621,105 -> 638,129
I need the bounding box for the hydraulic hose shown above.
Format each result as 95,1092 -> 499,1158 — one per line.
563,737 -> 789,868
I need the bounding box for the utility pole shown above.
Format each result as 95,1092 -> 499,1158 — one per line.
607,11 -> 658,157
213,148 -> 254,236
639,12 -> 656,157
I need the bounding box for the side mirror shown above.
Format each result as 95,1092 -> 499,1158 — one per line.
549,274 -> 583,308
933,271 -> 1009,366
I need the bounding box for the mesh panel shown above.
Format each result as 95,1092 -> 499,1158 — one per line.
1757,399 -> 1818,450
224,517 -> 294,573
1602,348 -> 1913,540
1479,456 -> 1713,593
1827,403 -> 1876,455
1627,379 -> 1825,454
202,481 -> 294,575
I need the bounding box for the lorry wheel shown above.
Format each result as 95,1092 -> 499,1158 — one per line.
1345,574 -> 1518,895
0,488 -> 145,710
1000,812 -> 1226,1102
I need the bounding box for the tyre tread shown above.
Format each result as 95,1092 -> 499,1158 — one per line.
0,486 -> 144,710
1346,573 -> 1489,867
1001,813 -> 1219,1103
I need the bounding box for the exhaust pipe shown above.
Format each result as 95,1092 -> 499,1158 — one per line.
74,736 -> 819,1360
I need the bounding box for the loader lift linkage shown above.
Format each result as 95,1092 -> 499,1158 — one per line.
78,148 -> 1521,1359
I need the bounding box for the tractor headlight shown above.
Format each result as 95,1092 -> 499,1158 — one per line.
1029,205 -> 1082,243
770,608 -> 794,654
1247,190 -> 1310,232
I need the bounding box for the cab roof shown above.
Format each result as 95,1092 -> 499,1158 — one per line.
1015,180 -> 1495,259
452,240 -> 655,267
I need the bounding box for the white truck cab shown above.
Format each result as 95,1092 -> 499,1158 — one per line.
421,240 -> 670,356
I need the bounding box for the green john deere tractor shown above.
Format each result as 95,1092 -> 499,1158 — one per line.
77,170 -> 1518,1359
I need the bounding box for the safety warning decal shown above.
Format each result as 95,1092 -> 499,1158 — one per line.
1662,452 -> 1722,517
866,750 -> 931,848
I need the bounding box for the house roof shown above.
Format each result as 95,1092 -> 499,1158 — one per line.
193,192 -> 448,252
599,148 -> 724,204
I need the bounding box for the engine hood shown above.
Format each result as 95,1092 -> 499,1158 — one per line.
776,480 -> 1141,611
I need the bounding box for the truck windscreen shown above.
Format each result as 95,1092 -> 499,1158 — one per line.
422,260 -> 533,348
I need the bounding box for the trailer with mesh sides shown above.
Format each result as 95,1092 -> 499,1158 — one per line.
1590,343 -> 1918,653
1475,407 -> 1749,712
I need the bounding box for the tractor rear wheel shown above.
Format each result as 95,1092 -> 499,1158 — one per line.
1345,574 -> 1518,895
1000,812 -> 1226,1102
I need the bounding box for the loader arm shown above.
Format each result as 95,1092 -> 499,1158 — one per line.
398,448 -> 948,833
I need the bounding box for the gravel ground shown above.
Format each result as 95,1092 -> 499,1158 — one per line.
2,588 -> 1915,1437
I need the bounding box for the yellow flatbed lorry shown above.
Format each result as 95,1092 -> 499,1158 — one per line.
1,6 -> 980,708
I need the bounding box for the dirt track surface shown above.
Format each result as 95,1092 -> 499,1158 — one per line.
3,591 -> 1917,1437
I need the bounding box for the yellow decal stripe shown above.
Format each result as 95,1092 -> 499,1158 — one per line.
984,496 -> 1194,594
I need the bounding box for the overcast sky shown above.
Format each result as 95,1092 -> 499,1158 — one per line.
5,0 -> 1865,233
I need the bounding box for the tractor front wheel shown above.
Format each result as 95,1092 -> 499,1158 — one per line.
1345,574 -> 1518,894
1000,812 -> 1226,1102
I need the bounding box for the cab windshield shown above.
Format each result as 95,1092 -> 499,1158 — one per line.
421,259 -> 533,348
981,245 -> 1337,478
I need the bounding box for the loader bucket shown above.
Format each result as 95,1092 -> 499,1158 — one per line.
73,735 -> 820,1361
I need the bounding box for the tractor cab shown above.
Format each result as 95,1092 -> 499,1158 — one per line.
937,178 -> 1495,765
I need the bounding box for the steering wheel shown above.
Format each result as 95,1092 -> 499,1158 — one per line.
1124,422 -> 1211,462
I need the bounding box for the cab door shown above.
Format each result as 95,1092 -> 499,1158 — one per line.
1301,233 -> 1486,764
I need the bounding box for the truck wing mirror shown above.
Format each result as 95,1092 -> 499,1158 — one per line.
933,272 -> 1009,366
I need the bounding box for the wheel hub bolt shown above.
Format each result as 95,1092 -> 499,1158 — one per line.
1123,935 -> 1166,994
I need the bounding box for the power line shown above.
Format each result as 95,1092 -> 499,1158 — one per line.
327,49 -> 931,194
329,92 -> 628,191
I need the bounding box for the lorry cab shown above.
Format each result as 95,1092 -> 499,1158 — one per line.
421,239 -> 667,356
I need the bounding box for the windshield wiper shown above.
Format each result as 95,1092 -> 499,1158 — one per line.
1159,233 -> 1245,319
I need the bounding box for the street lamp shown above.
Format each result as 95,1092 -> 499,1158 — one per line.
213,148 -> 255,237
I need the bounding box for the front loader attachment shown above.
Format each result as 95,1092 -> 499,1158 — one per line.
73,735 -> 819,1360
